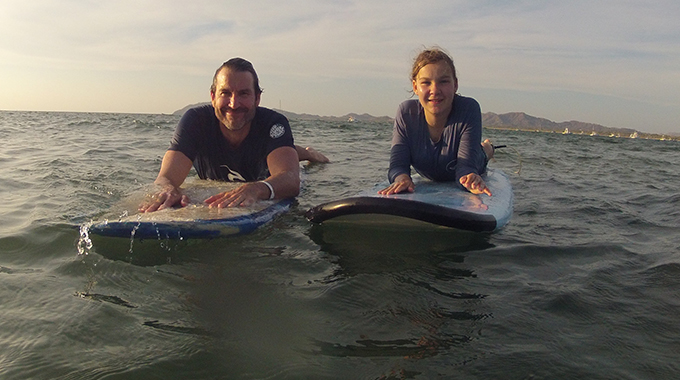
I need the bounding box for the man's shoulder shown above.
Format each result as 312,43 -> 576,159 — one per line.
254,106 -> 289,127
252,107 -> 293,146
178,104 -> 217,134
185,103 -> 215,116
255,106 -> 286,119
180,103 -> 216,123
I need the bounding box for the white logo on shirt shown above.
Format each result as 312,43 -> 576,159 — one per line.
220,165 -> 246,182
269,124 -> 285,139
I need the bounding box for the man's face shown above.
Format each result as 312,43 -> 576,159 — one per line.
210,68 -> 260,132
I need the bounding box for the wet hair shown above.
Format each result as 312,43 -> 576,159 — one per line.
410,47 -> 458,86
210,57 -> 263,95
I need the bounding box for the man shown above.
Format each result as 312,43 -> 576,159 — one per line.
140,58 -> 325,212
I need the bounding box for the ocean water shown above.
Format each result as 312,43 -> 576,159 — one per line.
1,110 -> 679,379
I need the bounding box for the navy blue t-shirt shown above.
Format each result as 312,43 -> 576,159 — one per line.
169,105 -> 295,181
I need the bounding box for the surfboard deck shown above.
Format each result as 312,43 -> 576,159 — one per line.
88,179 -> 293,239
305,168 -> 512,232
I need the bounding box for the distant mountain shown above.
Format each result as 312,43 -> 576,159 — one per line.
173,104 -> 651,137
482,112 -> 638,136
276,110 -> 393,123
172,103 -> 393,123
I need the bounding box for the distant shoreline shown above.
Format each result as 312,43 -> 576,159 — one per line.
171,103 -> 679,141
484,126 -> 677,142
1,108 -> 674,140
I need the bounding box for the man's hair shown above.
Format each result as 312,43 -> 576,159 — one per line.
210,58 -> 263,95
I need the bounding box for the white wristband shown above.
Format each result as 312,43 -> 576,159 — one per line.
260,180 -> 275,200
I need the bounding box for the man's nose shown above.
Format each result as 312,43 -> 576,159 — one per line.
228,94 -> 238,108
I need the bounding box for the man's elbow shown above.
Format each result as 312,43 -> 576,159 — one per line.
289,174 -> 301,197
280,170 -> 300,198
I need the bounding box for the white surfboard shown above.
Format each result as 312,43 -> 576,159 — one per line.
305,168 -> 513,232
88,179 -> 292,239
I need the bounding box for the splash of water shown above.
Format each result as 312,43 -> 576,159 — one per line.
77,223 -> 94,256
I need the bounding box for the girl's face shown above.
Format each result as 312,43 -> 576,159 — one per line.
412,61 -> 458,121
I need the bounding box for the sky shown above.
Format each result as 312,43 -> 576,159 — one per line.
1,0 -> 679,134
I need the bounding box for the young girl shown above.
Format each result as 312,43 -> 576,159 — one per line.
379,48 -> 494,196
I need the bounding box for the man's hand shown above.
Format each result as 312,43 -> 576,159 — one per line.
138,186 -> 190,212
140,150 -> 194,212
296,145 -> 330,163
204,181 -> 270,208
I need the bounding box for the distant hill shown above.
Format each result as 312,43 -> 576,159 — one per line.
482,112 -> 638,136
173,104 -> 673,139
275,110 -> 393,123
172,103 -> 393,123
